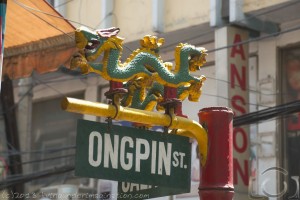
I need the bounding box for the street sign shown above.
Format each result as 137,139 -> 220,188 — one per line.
118,182 -> 189,200
75,119 -> 191,194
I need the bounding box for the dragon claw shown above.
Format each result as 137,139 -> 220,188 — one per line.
70,53 -> 90,74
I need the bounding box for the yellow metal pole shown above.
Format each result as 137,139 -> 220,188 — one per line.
61,97 -> 208,166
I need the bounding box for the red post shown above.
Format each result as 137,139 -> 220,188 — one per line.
198,107 -> 234,200
164,86 -> 177,99
109,80 -> 123,90
105,81 -> 127,100
163,86 -> 187,118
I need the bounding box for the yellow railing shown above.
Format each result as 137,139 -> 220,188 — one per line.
61,97 -> 208,166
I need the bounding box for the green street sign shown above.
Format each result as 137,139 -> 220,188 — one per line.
117,182 -> 189,200
75,119 -> 191,194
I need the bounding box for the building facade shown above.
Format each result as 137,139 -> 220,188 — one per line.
2,0 -> 300,199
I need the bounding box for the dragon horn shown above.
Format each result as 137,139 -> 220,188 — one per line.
96,27 -> 120,38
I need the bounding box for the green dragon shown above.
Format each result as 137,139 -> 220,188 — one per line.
71,26 -> 207,111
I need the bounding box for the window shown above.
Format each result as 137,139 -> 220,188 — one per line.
281,47 -> 300,198
31,93 -> 83,185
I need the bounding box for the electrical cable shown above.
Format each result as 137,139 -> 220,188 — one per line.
233,100 -> 300,126
162,0 -> 300,50
0,83 -> 35,115
201,92 -> 271,108
0,145 -> 75,156
9,0 -> 300,96
0,165 -> 75,190
2,100 -> 300,188
33,76 -> 67,99
13,0 -> 300,54
205,75 -> 276,96
207,24 -> 300,53
54,0 -> 74,9
6,154 -> 75,168
237,0 -> 300,21
15,0 -> 73,39
13,0 -> 91,28
14,0 -> 117,31
134,0 -> 300,52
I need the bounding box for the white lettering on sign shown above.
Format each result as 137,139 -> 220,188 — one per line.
151,141 -> 157,174
120,136 -> 133,170
158,142 -> 172,176
136,138 -> 150,172
88,131 -> 102,167
88,131 -> 187,176
228,29 -> 250,191
121,182 -> 156,193
104,134 -> 119,169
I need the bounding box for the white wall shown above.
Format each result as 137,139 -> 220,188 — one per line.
183,65 -> 217,121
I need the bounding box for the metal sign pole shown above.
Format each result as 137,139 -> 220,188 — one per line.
198,107 -> 234,200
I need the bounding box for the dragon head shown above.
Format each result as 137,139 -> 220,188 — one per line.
74,26 -> 123,62
174,44 -> 207,73
189,47 -> 207,72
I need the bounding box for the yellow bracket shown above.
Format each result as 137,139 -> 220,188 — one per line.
61,97 -> 208,166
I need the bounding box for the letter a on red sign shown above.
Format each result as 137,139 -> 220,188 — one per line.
230,34 -> 246,60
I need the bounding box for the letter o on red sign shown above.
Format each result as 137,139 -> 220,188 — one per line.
233,127 -> 248,153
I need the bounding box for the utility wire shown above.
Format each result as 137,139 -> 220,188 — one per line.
2,100 -> 300,189
201,92 -> 271,108
13,0 -> 134,53
233,100 -> 300,126
14,0 -> 300,53
14,0 -> 114,31
0,83 -> 35,115
54,0 -> 74,8
0,165 -> 74,190
0,154 -> 75,169
207,24 -> 300,53
10,0 -> 300,93
2,100 -> 300,187
13,0 -> 90,28
0,145 -> 75,156
14,0 -> 73,39
162,0 -> 300,50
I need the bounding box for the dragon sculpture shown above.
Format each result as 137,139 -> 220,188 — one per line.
71,26 -> 207,111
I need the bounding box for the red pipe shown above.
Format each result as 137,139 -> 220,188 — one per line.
198,107 -> 234,200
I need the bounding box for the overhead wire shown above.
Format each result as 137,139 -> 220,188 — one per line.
233,100 -> 300,126
13,0 -> 134,52
1,98 -> 300,187
163,0 -> 300,50
207,24 -> 300,54
10,0 -> 300,95
33,76 -> 67,99
4,4 -> 298,114
1,102 -> 300,189
0,165 -> 75,190
3,103 -> 295,173
0,83 -> 35,115
0,145 -> 76,156
54,0 -> 74,8
13,0 -> 91,28
14,0 -> 300,55
200,92 -> 271,108
0,154 -> 75,169
14,0 -> 73,39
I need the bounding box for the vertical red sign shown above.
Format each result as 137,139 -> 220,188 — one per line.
228,28 -> 250,194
